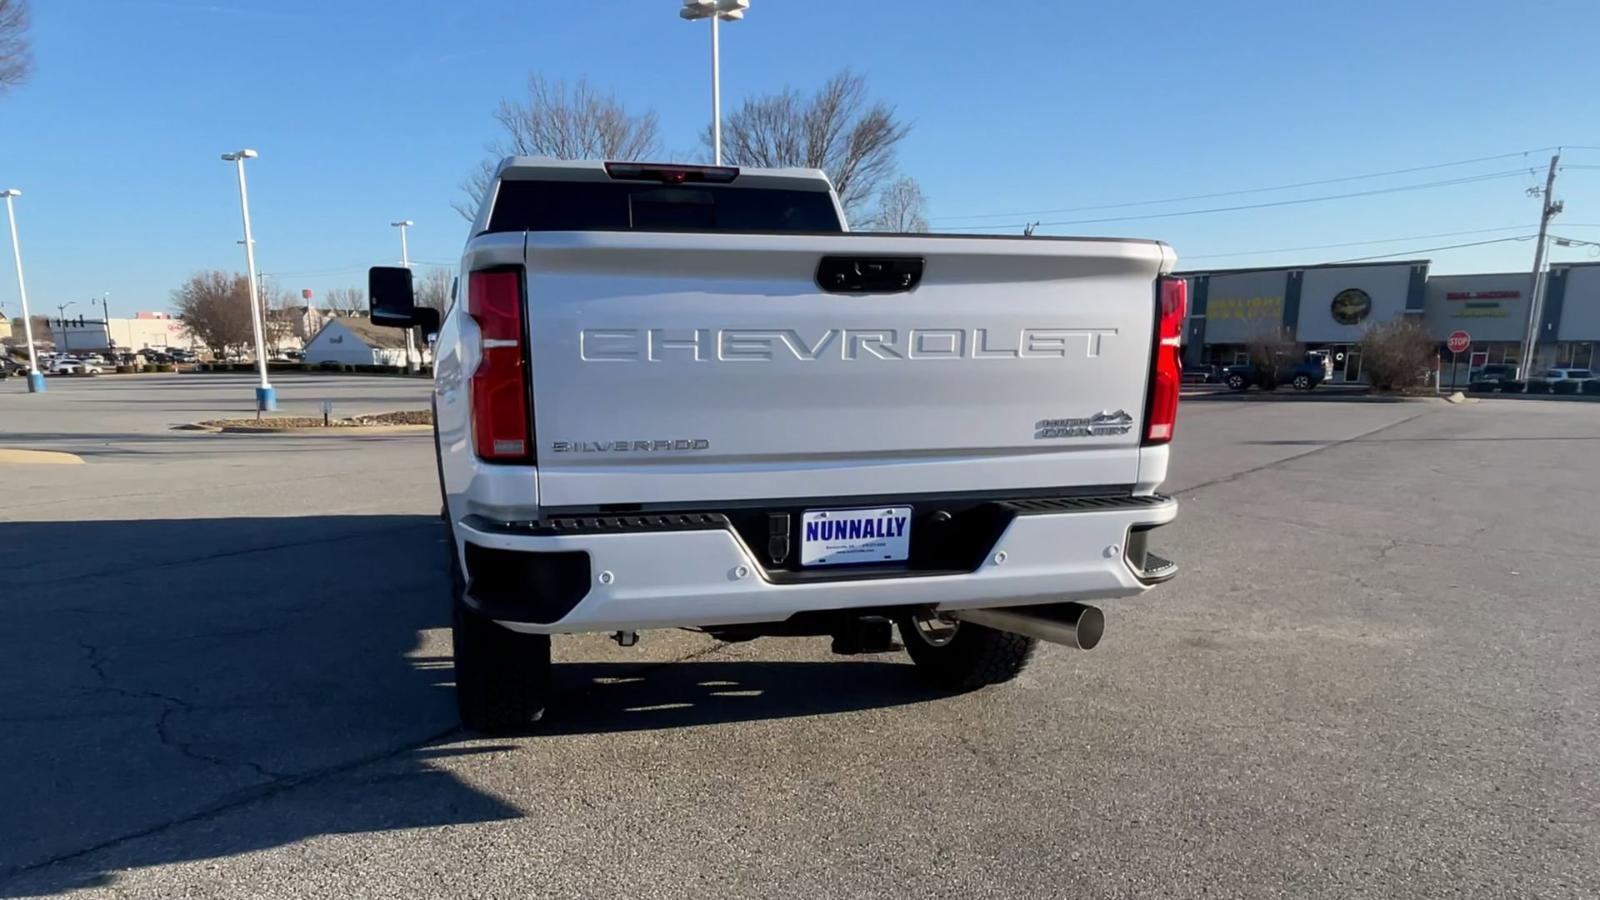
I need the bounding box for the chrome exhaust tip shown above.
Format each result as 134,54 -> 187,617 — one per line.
951,602 -> 1105,650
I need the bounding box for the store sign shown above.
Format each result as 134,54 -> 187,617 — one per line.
1330,288 -> 1372,325
1208,295 -> 1283,321
1445,289 -> 1516,318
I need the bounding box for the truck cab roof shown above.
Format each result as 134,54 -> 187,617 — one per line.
494,157 -> 835,191
474,158 -> 846,237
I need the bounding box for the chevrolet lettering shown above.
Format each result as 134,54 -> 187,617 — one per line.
578,327 -> 1118,362
385,156 -> 1182,731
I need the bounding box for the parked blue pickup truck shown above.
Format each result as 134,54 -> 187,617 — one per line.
1223,358 -> 1327,392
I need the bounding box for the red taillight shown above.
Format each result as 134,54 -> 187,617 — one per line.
468,268 -> 531,462
603,162 -> 739,184
1145,277 -> 1187,445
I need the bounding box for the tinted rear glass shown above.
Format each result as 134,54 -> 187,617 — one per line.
486,180 -> 842,234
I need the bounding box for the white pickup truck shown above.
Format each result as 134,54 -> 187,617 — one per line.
370,158 -> 1184,731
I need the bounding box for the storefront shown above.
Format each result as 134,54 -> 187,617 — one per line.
1178,256 -> 1595,383
1424,272 -> 1534,383
1181,268 -> 1290,368
1549,262 -> 1600,370
1291,261 -> 1427,383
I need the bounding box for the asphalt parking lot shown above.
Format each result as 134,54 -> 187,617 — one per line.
2,373 -> 1597,899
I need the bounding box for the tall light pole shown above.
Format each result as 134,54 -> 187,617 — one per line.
222,149 -> 275,411
391,219 -> 419,374
1,189 -> 44,392
679,0 -> 749,165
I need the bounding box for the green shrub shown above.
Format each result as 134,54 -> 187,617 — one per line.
116,364 -> 135,374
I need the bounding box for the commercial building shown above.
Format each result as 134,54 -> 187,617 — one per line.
1179,258 -> 1599,381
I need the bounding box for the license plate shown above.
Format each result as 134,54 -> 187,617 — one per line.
800,507 -> 912,567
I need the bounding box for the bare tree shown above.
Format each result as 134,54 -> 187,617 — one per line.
717,70 -> 911,221
1359,319 -> 1435,392
864,176 -> 929,232
172,271 -> 254,356
324,286 -> 366,315
0,0 -> 30,96
456,76 -> 662,219
415,267 -> 453,313
1243,326 -> 1302,391
259,282 -> 299,355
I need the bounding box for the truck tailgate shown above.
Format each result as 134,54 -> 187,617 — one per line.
524,232 -> 1174,508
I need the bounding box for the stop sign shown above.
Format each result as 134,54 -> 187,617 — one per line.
1447,330 -> 1471,354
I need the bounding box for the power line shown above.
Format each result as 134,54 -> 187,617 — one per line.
931,147 -> 1560,223
936,169 -> 1533,232
1184,225 -> 1537,261
1322,235 -> 1535,264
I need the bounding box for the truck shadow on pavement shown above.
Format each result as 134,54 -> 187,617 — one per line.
542,658 -> 941,736
0,514 -> 936,897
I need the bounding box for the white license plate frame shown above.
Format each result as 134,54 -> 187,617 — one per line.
799,506 -> 912,567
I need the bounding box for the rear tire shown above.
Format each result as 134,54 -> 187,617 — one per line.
1293,374 -> 1313,391
897,611 -> 1037,691
448,532 -> 551,733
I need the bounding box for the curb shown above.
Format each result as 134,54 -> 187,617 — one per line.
182,424 -> 433,435
0,448 -> 86,465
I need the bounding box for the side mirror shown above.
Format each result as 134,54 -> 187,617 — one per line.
369,266 -> 441,338
369,266 -> 417,326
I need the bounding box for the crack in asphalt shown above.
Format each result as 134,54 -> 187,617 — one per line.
75,638 -> 288,782
2,637 -> 734,887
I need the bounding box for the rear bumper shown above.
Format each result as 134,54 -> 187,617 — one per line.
455,496 -> 1178,634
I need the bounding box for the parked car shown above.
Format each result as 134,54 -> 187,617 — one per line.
1537,368 -> 1594,395
50,358 -> 103,375
1468,363 -> 1520,392
0,356 -> 25,378
1182,363 -> 1222,384
1223,357 -> 1326,392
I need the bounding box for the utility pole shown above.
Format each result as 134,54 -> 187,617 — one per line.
1519,153 -> 1563,377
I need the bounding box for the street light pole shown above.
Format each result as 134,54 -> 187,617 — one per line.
222,149 -> 275,411
0,189 -> 44,392
711,13 -> 720,164
680,0 -> 749,166
391,219 -> 418,374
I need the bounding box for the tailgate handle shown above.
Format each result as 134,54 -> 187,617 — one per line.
816,256 -> 924,294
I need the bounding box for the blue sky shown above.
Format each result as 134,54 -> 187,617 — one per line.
2,0 -> 1599,317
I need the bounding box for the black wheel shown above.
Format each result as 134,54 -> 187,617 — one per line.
448,533 -> 551,732
896,610 -> 1037,691
1226,374 -> 1248,391
1293,374 -> 1313,391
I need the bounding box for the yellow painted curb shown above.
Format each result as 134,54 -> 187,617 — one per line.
0,448 -> 85,465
